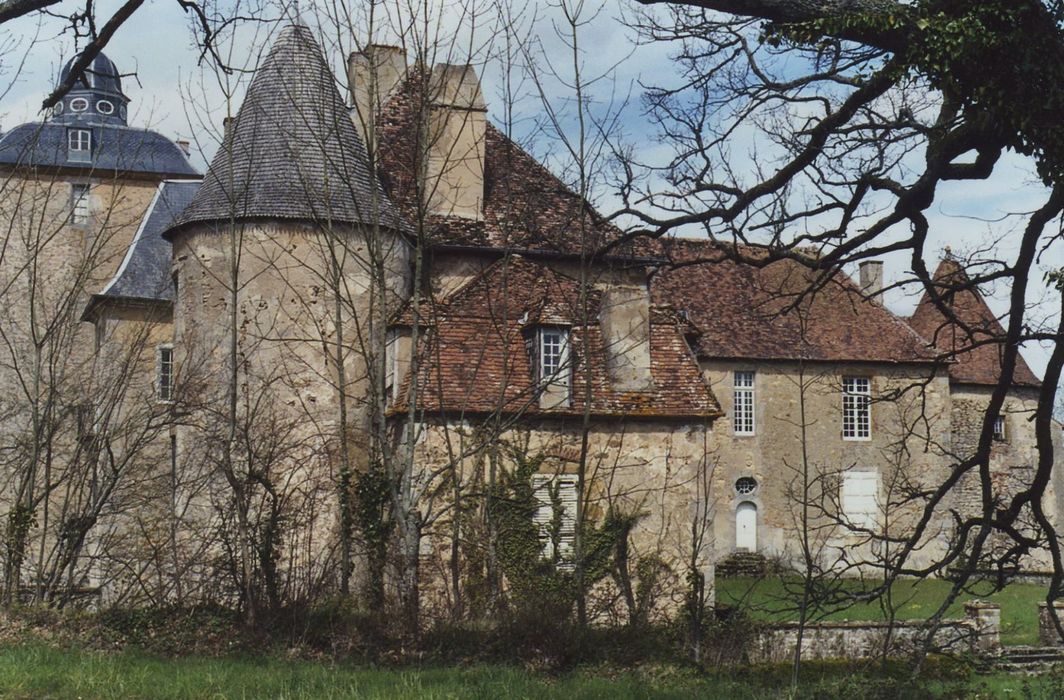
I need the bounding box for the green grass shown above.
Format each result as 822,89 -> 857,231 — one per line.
0,642 -> 1061,699
717,576 -> 1049,646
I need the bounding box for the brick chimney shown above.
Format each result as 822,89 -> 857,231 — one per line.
347,44 -> 407,143
425,63 -> 486,220
599,275 -> 654,393
859,260 -> 884,298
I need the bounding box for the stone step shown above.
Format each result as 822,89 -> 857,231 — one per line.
717,552 -> 772,578
1002,645 -> 1064,660
989,660 -> 1064,675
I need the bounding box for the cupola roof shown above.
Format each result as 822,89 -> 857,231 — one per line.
52,51 -> 131,126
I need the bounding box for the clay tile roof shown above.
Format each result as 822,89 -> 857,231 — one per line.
390,255 -> 720,419
651,238 -> 937,364
909,258 -> 1041,387
170,24 -> 402,234
375,73 -> 644,257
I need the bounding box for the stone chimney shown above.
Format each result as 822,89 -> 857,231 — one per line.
859,260 -> 884,298
599,276 -> 654,393
347,44 -> 407,143
425,63 -> 486,220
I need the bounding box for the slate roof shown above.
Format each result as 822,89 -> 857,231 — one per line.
651,239 -> 937,365
390,255 -> 721,419
83,180 -> 200,319
908,258 -> 1041,387
52,50 -> 130,127
170,23 -> 402,234
375,73 -> 646,257
0,48 -> 196,177
0,122 -> 198,177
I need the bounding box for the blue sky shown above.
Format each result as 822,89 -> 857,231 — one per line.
2,0 -> 1059,381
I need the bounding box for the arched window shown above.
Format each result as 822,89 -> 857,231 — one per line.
96,100 -> 114,115
736,501 -> 757,552
70,97 -> 88,112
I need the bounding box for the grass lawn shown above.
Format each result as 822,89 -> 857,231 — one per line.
0,641 -> 1062,699
717,575 -> 1049,646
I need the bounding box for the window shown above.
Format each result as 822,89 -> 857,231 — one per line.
733,371 -> 755,435
96,100 -> 114,115
532,473 -> 578,566
993,414 -> 1007,442
156,345 -> 174,402
841,470 -> 880,529
384,330 -> 399,403
535,326 -> 571,407
68,128 -> 92,162
70,183 -> 90,224
539,328 -> 568,380
735,477 -> 758,495
70,97 -> 88,112
93,319 -> 106,353
74,402 -> 96,447
842,376 -> 871,440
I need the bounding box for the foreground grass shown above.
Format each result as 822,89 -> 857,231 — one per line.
718,576 -> 1048,646
0,642 -> 1062,699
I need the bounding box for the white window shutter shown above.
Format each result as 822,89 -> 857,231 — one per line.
841,470 -> 880,529
531,474 -> 578,565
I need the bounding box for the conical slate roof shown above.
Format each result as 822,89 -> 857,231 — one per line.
170,24 -> 403,234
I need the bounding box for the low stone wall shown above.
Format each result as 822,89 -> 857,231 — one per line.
748,602 -> 999,663
1039,601 -> 1064,646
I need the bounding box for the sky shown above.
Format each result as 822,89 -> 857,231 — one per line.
1,0 -> 1060,382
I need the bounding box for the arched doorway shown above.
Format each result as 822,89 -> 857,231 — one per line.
736,501 -> 757,552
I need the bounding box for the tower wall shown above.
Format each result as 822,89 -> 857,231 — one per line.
169,220 -> 410,590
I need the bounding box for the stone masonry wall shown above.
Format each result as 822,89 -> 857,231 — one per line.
411,418 -> 715,622
168,220 -> 410,593
950,385 -> 1063,571
702,359 -> 954,572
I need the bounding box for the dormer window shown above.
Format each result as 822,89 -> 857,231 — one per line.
530,326 -> 571,408
70,97 -> 88,112
68,128 -> 92,162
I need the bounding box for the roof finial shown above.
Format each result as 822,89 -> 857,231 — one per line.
944,245 -> 952,258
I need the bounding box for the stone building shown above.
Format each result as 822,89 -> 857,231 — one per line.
0,52 -> 198,599
0,23 -> 1058,610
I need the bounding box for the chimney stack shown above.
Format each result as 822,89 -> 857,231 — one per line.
347,44 -> 407,143
600,275 -> 654,393
425,63 -> 486,220
859,260 -> 884,298
176,138 -> 191,156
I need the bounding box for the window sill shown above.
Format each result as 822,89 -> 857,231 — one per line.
842,436 -> 872,442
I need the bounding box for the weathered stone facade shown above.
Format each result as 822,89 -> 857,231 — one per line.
1,23 -> 1059,621
703,360 -> 956,571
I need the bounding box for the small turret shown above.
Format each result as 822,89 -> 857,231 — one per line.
51,52 -> 131,126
